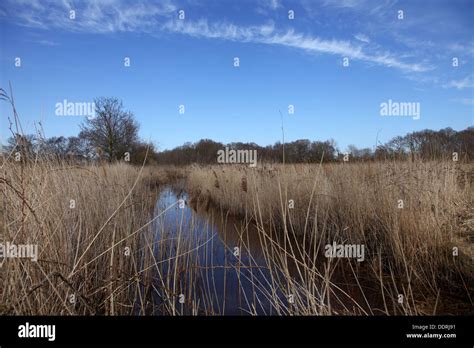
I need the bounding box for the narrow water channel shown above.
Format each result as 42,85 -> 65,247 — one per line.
151,185 -> 284,315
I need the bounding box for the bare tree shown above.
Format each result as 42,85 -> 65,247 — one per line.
79,97 -> 139,162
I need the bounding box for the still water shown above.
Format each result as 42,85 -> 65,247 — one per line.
151,185 -> 285,315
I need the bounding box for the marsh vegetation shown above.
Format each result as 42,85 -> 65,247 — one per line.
1,156 -> 472,315
1,89 -> 472,316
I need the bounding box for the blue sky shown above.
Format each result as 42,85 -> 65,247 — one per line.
0,0 -> 473,151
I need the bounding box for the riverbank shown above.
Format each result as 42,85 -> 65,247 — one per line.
185,161 -> 474,315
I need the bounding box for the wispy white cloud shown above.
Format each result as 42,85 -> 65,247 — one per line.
354,33 -> 370,44
35,39 -> 59,46
161,19 -> 275,41
451,98 -> 474,105
0,0 -> 432,73
322,0 -> 368,9
265,0 -> 282,11
1,0 -> 177,33
163,19 -> 430,73
255,0 -> 282,16
320,0 -> 397,16
443,76 -> 474,90
447,42 -> 474,56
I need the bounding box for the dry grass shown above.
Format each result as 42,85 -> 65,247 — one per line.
0,158 -> 171,315
1,157 -> 472,315
187,161 -> 474,314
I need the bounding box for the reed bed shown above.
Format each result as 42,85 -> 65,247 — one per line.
0,157 -> 171,315
1,156 -> 472,315
186,161 -> 474,314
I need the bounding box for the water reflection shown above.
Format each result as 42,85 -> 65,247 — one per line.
152,185 -> 284,315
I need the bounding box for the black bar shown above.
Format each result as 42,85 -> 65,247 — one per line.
0,316 -> 471,346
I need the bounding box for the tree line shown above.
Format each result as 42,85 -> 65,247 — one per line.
3,97 -> 155,165
2,96 -> 473,164
155,126 -> 473,164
